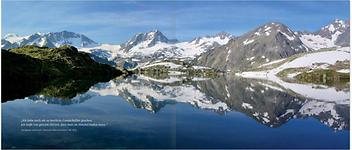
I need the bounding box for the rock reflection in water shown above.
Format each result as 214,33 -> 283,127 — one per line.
16,74 -> 349,131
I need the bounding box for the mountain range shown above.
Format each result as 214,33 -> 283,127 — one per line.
197,19 -> 349,71
1,19 -> 349,71
78,29 -> 234,67
299,19 -> 350,50
2,31 -> 98,49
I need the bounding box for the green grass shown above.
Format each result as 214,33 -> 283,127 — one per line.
2,45 -> 126,101
276,67 -> 309,78
295,69 -> 349,87
6,45 -> 124,77
276,60 -> 349,88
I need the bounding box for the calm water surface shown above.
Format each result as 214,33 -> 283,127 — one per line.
2,75 -> 349,149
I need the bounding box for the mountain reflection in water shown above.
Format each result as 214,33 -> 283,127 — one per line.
6,74 -> 349,131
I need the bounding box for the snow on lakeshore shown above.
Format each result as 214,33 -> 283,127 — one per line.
141,62 -> 183,69
259,58 -> 286,68
236,47 -> 350,104
276,50 -> 350,71
192,66 -> 211,70
237,71 -> 350,104
192,77 -> 211,81
257,47 -> 350,72
337,69 -> 350,73
246,47 -> 350,76
168,71 -> 184,76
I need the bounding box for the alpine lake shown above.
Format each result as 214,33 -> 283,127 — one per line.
2,73 -> 349,149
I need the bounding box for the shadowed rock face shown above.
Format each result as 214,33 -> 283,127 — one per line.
196,22 -> 310,71
335,29 -> 350,47
1,39 -> 16,49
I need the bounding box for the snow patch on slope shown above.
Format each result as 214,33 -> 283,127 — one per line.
236,47 -> 350,103
243,39 -> 255,45
299,34 -> 336,50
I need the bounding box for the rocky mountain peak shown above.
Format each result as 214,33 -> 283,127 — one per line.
297,19 -> 351,48
317,19 -> 349,39
334,19 -> 347,25
189,32 -> 233,45
48,30 -> 77,37
251,22 -> 296,38
196,22 -> 310,71
322,19 -> 348,31
242,22 -> 304,48
212,31 -> 233,39
121,29 -> 171,52
145,29 -> 169,43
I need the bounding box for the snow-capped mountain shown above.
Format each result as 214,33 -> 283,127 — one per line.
120,29 -> 174,53
119,30 -> 233,59
3,19 -> 349,70
197,22 -> 310,71
299,19 -> 350,50
78,30 -> 233,66
1,31 -> 98,49
189,32 -> 233,46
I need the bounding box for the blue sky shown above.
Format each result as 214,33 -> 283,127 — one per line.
2,1 -> 350,44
